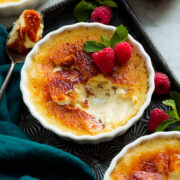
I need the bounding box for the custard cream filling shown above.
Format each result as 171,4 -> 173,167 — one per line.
55,73 -> 136,127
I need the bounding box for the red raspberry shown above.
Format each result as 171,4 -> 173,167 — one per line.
155,72 -> 170,95
148,109 -> 169,132
114,42 -> 132,64
91,6 -> 112,25
92,47 -> 114,74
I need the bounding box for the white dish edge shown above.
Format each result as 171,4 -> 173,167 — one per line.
20,22 -> 155,144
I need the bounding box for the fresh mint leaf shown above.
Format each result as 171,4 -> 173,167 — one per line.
166,110 -> 178,119
73,0 -> 97,22
163,99 -> 175,107
100,35 -> 110,47
99,0 -> 118,7
170,91 -> 180,116
83,41 -> 105,52
172,125 -> 180,131
156,92 -> 180,132
83,24 -> 128,53
156,119 -> 178,132
110,24 -> 128,48
162,99 -> 179,119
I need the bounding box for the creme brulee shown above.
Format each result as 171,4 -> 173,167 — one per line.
7,10 -> 43,54
26,26 -> 149,136
110,137 -> 180,180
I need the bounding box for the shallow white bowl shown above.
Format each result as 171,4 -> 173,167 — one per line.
0,0 -> 46,17
20,22 -> 155,144
104,131 -> 180,179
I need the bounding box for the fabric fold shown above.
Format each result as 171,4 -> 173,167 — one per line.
0,24 -> 95,180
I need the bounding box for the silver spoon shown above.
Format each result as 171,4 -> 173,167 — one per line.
0,46 -> 25,100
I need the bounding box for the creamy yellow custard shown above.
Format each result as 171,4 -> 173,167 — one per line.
111,137 -> 180,180
7,10 -> 43,54
0,0 -> 21,4
26,26 -> 149,136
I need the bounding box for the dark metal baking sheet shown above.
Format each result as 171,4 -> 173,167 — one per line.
16,0 -> 180,179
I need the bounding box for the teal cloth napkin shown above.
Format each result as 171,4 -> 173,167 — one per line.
0,24 -> 95,180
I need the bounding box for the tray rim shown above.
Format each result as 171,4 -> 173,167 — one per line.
123,0 -> 180,90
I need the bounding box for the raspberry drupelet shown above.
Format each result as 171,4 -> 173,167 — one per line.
91,6 -> 112,25
154,72 -> 170,95
92,47 -> 115,74
114,42 -> 132,65
148,109 -> 169,132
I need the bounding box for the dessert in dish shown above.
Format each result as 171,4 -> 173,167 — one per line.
24,25 -> 150,136
7,9 -> 43,54
110,136 -> 180,180
0,0 -> 21,4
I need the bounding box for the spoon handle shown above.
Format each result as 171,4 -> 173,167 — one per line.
0,62 -> 16,101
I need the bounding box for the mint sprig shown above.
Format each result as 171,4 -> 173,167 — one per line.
73,0 -> 117,22
162,99 -> 179,119
156,91 -> 180,132
83,41 -> 105,53
83,24 -> 128,53
99,0 -> 118,7
100,35 -> 111,47
172,125 -> 180,131
156,119 -> 179,132
73,0 -> 97,22
110,25 -> 128,48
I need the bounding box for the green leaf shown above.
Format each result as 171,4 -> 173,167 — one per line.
156,119 -> 179,132
99,0 -> 118,7
172,125 -> 180,131
166,110 -> 178,119
170,91 -> 180,116
163,99 -> 175,107
83,41 -> 105,52
73,0 -> 97,22
100,35 -> 110,47
110,24 -> 128,48
162,99 -> 179,119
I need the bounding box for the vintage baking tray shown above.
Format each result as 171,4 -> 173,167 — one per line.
16,0 -> 180,179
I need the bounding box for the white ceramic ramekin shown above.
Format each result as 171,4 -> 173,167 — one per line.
0,0 -> 46,17
20,22 -> 155,144
104,131 -> 180,179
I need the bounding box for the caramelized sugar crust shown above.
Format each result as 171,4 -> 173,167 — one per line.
27,27 -> 149,135
7,10 -> 42,54
111,138 -> 180,180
